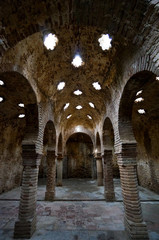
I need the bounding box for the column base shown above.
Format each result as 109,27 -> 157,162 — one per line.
45,191 -> 55,201
125,218 -> 149,240
14,217 -> 36,239
105,191 -> 115,202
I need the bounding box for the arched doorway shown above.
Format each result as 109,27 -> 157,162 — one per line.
119,70 -> 159,192
0,71 -> 38,194
66,132 -> 93,178
102,117 -> 116,201
118,70 -> 158,239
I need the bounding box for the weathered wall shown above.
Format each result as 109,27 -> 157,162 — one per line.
66,140 -> 93,178
0,120 -> 25,193
133,117 -> 159,193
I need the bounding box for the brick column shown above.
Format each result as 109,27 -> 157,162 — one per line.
103,150 -> 115,201
56,153 -> 63,186
14,145 -> 42,239
45,150 -> 56,201
117,143 -> 149,240
95,153 -> 103,186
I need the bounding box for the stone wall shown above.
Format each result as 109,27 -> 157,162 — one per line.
133,117 -> 159,193
0,120 -> 25,193
66,139 -> 93,178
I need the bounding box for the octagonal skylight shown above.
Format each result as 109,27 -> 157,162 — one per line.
67,114 -> 72,119
76,105 -> 82,110
87,115 -> 92,119
0,80 -> 4,86
18,103 -> 24,107
74,90 -> 82,95
92,82 -> 101,90
64,103 -> 70,110
44,33 -> 58,50
89,102 -> 95,108
57,82 -> 65,90
138,109 -> 145,114
0,97 -> 4,102
18,114 -> 25,118
98,34 -> 112,51
71,55 -> 84,68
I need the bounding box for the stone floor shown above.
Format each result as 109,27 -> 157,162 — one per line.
0,178 -> 159,240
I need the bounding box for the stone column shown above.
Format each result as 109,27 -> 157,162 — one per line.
95,153 -> 103,186
14,145 -> 42,239
117,143 -> 149,240
45,150 -> 56,201
91,154 -> 97,179
56,153 -> 63,186
103,150 -> 115,201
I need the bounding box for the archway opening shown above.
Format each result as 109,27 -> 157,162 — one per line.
103,118 -> 119,178
119,70 -> 159,193
66,132 -> 93,178
0,71 -> 38,194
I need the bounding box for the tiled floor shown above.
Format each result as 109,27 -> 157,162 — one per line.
0,179 -> 159,240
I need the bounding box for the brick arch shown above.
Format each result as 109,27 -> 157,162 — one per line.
64,127 -> 94,151
103,117 -> 114,151
118,70 -> 156,143
0,63 -> 40,102
0,70 -> 39,146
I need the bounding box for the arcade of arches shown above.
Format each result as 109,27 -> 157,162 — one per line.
0,1 -> 159,239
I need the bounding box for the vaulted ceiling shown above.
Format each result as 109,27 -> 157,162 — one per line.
0,0 -> 155,132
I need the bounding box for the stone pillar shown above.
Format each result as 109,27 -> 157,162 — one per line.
103,150 -> 115,201
91,154 -> 97,179
45,150 -> 56,201
14,145 -> 42,239
95,153 -> 103,186
117,143 -> 149,240
56,153 -> 63,186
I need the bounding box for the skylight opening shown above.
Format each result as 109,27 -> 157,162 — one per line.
71,54 -> 84,68
138,109 -> 145,114
89,102 -> 95,108
136,90 -> 143,96
57,82 -> 65,90
0,80 -> 4,86
98,34 -> 112,51
44,33 -> 58,50
18,103 -> 24,108
75,126 -> 81,132
67,114 -> 72,119
18,114 -> 25,118
64,103 -> 70,110
87,115 -> 92,119
156,77 -> 159,81
135,97 -> 144,103
0,97 -> 4,102
73,90 -> 82,95
76,105 -> 82,110
92,82 -> 101,90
